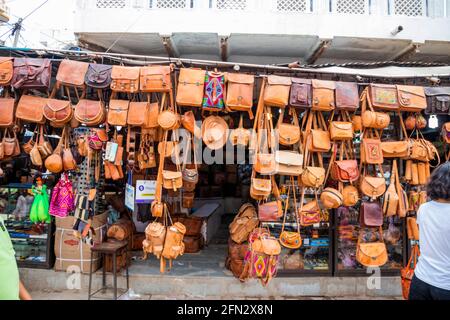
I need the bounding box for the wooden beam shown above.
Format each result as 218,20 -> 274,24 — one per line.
306,39 -> 331,65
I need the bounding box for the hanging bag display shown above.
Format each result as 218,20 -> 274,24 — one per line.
263,75 -> 291,107
110,65 -> 140,93
226,73 -> 255,118
311,79 -> 335,111
11,58 -> 52,90
176,68 -> 206,107
202,71 -> 226,111
140,65 -> 172,92
279,178 -> 302,249
289,78 -> 311,109
85,63 -> 113,89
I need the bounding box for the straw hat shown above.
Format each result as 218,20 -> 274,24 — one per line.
201,116 -> 228,150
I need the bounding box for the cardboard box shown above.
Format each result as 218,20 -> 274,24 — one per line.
54,212 -> 108,273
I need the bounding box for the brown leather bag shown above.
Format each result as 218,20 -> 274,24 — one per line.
44,98 -> 73,127
277,107 -> 301,146
176,68 -> 206,107
226,73 -> 254,117
12,58 -> 51,90
74,99 -> 106,126
110,66 -> 140,93
258,176 -> 282,222
362,110 -> 390,129
0,57 -> 13,86
2,128 -> 20,157
140,65 -> 172,92
279,180 -> 302,249
0,98 -> 15,127
331,159 -> 359,183
162,222 -> 186,260
360,169 -> 386,200
342,185 -> 359,207
361,136 -> 383,164
229,203 -> 259,244
56,59 -> 89,88
107,99 -> 129,126
356,228 -> 388,267
329,121 -> 353,140
360,201 -> 383,227
397,85 -> 426,112
335,81 -> 359,111
321,187 -> 343,209
305,111 -> 331,152
85,63 -> 112,89
368,84 -> 399,111
311,79 -> 335,111
274,150 -> 303,176
16,95 -> 47,124
183,235 -> 203,253
44,135 -> 64,174
289,78 -> 311,109
37,125 -> 53,159
381,140 -> 410,158
127,101 -> 149,127
301,166 -> 325,188
264,75 -> 291,107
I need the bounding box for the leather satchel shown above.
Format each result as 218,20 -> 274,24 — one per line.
85,63 -> 112,89
0,57 -> 13,86
335,81 -> 359,111
360,201 -> 383,227
12,58 -> 51,90
140,65 -> 172,92
254,153 -> 276,175
176,68 -> 206,107
107,99 -> 129,126
320,187 -> 343,209
250,172 -> 271,201
16,95 -> 47,124
381,140 -> 410,158
331,159 -> 359,182
2,128 -> 20,157
301,166 -> 325,188
264,75 -> 291,107
397,85 -> 426,112
229,203 -> 258,244
309,129 -> 331,152
361,110 -> 390,129
110,66 -> 140,93
368,84 -> 399,110
44,98 -> 73,127
274,150 -> 303,176
342,185 -> 359,207
225,73 -> 254,117
360,175 -> 386,200
361,138 -> 383,164
424,87 -> 450,115
37,125 -> 53,159
279,180 -> 302,249
0,98 -> 15,127
74,99 -> 106,126
162,170 -> 183,192
329,121 -> 353,140
356,231 -> 388,267
289,78 -> 311,109
298,199 -> 321,227
311,79 -> 335,111
56,59 -> 89,87
277,107 -> 300,146
258,177 -> 282,222
127,102 -> 150,127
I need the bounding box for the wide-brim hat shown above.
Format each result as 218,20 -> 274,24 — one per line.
201,116 -> 228,150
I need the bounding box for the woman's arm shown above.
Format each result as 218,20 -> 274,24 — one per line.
19,280 -> 32,300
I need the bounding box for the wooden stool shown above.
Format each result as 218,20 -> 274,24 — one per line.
88,240 -> 129,300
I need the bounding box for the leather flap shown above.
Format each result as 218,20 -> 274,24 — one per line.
111,66 -> 140,80
140,65 -> 171,76
305,166 -> 325,179
109,99 -> 129,111
291,78 -> 311,85
331,121 -> 352,130
227,73 -> 254,84
424,86 -> 450,96
18,94 -> 47,108
261,238 -> 281,255
311,129 -> 331,149
335,160 -> 358,173
381,141 -> 408,154
75,99 -> 103,118
364,177 -> 386,189
301,200 -> 319,213
162,170 -> 182,180
13,58 -> 51,68
311,79 -> 335,90
359,243 -> 386,258
56,60 -> 89,85
178,68 -> 206,84
129,101 -> 149,109
335,81 -> 359,108
267,75 -> 291,86
275,150 -> 303,166
0,98 -> 15,108
46,99 -> 71,112
397,85 -> 425,98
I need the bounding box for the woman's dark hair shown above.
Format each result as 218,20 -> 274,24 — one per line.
426,162 -> 450,201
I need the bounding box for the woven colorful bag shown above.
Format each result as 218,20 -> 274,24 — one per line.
49,173 -> 74,217
202,72 -> 225,111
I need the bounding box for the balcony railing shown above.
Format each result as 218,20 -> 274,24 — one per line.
88,0 -> 450,17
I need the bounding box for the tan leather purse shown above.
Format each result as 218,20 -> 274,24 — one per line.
274,150 -> 303,176
56,59 -> 89,89
311,79 -> 335,111
362,110 -> 390,129
356,228 -> 388,268
45,139 -> 63,174
162,170 -> 183,191
128,101 -> 150,127
62,127 -> 77,171
107,99 -> 129,126
253,107 -> 276,175
145,102 -> 159,129
30,140 -> 43,166
229,114 -> 250,147
74,99 -> 106,126
381,140 -> 410,158
140,65 -> 172,92
226,73 -> 254,117
2,128 -> 20,158
0,57 -> 13,86
176,68 -> 206,107
16,95 -> 47,124
0,97 -> 15,127
397,85 -> 427,112
279,179 -> 302,249
110,66 -> 140,93
329,121 -> 353,140
361,131 -> 383,164
342,185 -> 359,207
158,93 -> 181,130
264,75 -> 291,107
360,165 -> 386,200
301,166 -> 325,188
277,107 -> 300,146
250,170 -> 271,201
37,125 -> 53,159
181,111 -> 196,136
352,115 -> 362,132
44,98 -> 73,127
305,111 -> 331,153
321,187 -> 343,209
383,162 -> 400,217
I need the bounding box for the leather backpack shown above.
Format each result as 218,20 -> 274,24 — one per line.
289,78 -> 311,109
0,57 -> 13,86
16,95 -> 47,124
110,66 -> 140,93
264,75 -> 291,107
0,96 -> 15,127
360,200 -> 383,227
226,73 -> 254,118
229,203 -> 259,244
335,81 -> 359,111
176,68 -> 206,107
140,65 -> 172,92
56,59 -> 89,89
397,85 -> 426,113
107,99 -> 129,127
424,87 -> 450,115
85,63 -> 112,89
12,58 -> 51,90
366,84 -> 399,111
311,79 -> 335,111
162,221 -> 186,260
277,107 -> 301,146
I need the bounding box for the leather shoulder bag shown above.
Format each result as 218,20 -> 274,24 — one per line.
176,68 -> 206,107
279,178 -> 302,249
424,86 -> 450,115
56,59 -> 89,88
277,107 -> 301,146
0,95 -> 15,127
140,65 -> 172,92
311,79 -> 335,111
110,66 -> 140,93
74,98 -> 106,126
16,95 -> 47,124
12,58 -> 51,90
85,63 -> 112,89
264,75 -> 291,107
226,73 -> 254,118
356,227 -> 388,267
335,81 -> 359,111
367,84 -> 399,111
0,57 -> 13,86
108,99 -> 129,127
289,78 -> 311,109
397,85 -> 426,113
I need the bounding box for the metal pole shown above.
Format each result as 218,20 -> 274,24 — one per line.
12,19 -> 23,47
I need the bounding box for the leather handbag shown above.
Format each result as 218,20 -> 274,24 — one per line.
277,107 -> 301,146
258,176 -> 282,222
181,111 -> 196,136
383,161 -> 399,217
36,125 -> 53,159
250,170 -> 271,201
301,166 -> 325,188
320,187 -> 343,209
0,57 -> 13,86
311,79 -> 335,111
229,203 -> 259,244
356,228 -> 388,267
225,73 -> 254,117
331,160 -> 359,183
361,110 -> 390,129
127,101 -> 150,127
140,65 -> 172,92
279,179 -> 302,249
56,59 -> 89,88
401,244 -> 420,300
305,111 -> 331,152
359,200 -> 383,227
44,134 -> 64,174
2,128 -> 20,157
397,85 -> 426,112
11,58 -> 51,90
162,170 -> 183,192
230,114 -> 250,147
107,99 -> 129,126
110,66 -> 140,93
289,78 -> 311,109
381,140 -> 410,158
158,93 -> 181,130
361,136 -> 383,164
342,185 -> 359,207
0,98 -> 15,127
298,189 -> 322,227
335,81 -> 359,111
329,121 -> 353,140
264,75 -> 291,107
62,132 -> 77,172
360,175 -> 386,200
274,150 -> 303,176
182,135 -> 198,191
74,99 -> 106,126
182,192 -> 195,209
424,87 -> 450,115
162,221 -> 187,261
254,107 -> 276,174
16,95 -> 47,124
85,63 -> 112,89
44,98 -> 73,127
202,71 -> 226,111
367,84 -> 399,111
30,138 -> 43,166
176,68 -> 206,107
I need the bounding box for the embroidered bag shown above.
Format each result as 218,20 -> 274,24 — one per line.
49,173 -> 74,218
202,72 -> 225,111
